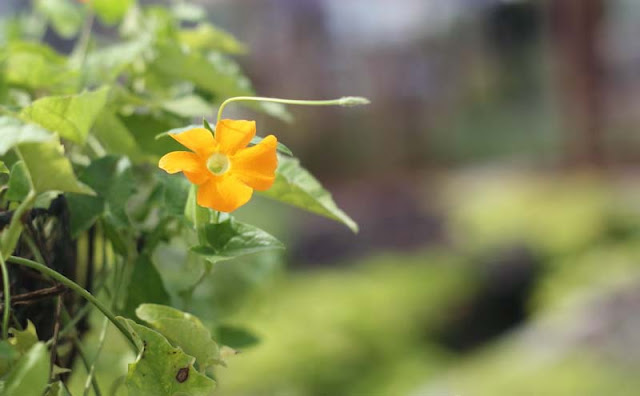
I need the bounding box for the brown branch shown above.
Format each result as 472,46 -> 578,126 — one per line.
50,295 -> 64,379
0,284 -> 67,307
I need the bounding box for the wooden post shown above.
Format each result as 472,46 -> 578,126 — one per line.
548,0 -> 606,167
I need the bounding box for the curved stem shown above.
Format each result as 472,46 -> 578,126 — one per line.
216,96 -> 370,125
1,190 -> 36,259
0,254 -> 10,339
6,256 -> 138,352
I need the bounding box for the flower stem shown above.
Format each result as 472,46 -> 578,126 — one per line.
5,256 -> 138,352
216,96 -> 370,124
0,254 -> 10,339
1,190 -> 36,259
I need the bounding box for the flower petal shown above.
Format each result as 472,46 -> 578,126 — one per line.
184,171 -> 210,185
231,135 -> 278,191
169,127 -> 216,157
215,119 -> 256,155
196,175 -> 253,212
159,151 -> 204,174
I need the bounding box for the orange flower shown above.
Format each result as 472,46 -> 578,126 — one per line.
159,120 -> 278,212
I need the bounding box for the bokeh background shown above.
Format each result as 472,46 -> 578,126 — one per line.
6,0 -> 640,395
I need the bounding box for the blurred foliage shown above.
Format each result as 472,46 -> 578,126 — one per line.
202,172 -> 640,396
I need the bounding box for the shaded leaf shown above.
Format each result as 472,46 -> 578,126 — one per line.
92,111 -> 142,161
17,140 -> 93,195
260,155 -> 358,232
0,116 -> 53,156
191,218 -> 284,264
122,319 -> 217,396
123,256 -> 171,319
217,325 -> 260,349
81,156 -> 134,227
158,171 -> 190,216
67,156 -> 135,236
102,218 -> 128,255
121,112 -> 184,158
65,193 -> 103,237
21,87 -> 110,144
2,343 -> 50,396
5,162 -> 31,202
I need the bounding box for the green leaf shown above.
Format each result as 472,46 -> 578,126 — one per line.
102,218 -> 128,255
161,95 -> 212,118
80,156 -> 134,227
65,193 -> 103,237
158,171 -> 190,216
149,43 -> 291,122
123,256 -> 171,319
0,116 -> 53,156
92,111 -> 142,160
92,0 -> 134,25
5,41 -> 75,91
191,218 -> 284,264
5,162 -> 31,202
136,304 -> 220,371
202,119 -> 214,133
82,37 -> 151,84
67,156 -> 135,236
0,161 -> 9,174
122,319 -> 217,395
36,0 -> 84,39
179,23 -> 247,54
2,343 -> 50,396
17,140 -> 93,195
0,341 -> 19,376
260,155 -> 358,232
8,321 -> 39,355
21,87 -> 110,144
121,112 -> 184,158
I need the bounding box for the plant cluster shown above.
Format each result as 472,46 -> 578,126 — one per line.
0,1 -> 364,394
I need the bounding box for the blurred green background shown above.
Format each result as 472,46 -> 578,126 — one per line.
6,0 -> 640,394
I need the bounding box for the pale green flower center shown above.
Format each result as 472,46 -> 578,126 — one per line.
206,152 -> 230,175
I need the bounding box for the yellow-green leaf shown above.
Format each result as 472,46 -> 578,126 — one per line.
2,343 -> 50,396
17,140 -> 93,195
122,319 -> 217,396
136,304 -> 221,371
21,87 -> 110,144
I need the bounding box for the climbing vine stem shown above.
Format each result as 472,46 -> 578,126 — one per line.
5,255 -> 138,352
